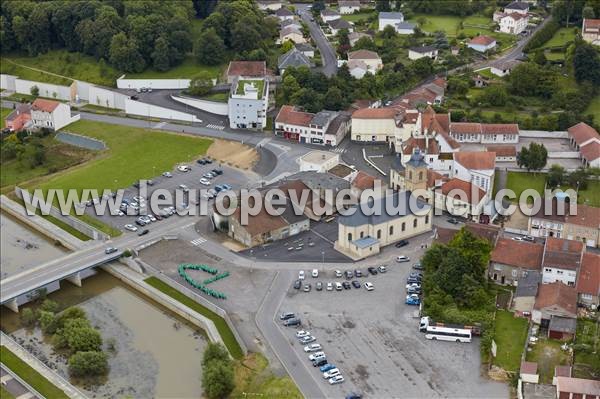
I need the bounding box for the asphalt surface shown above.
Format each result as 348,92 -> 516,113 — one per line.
296,4 -> 338,77
1,364 -> 37,398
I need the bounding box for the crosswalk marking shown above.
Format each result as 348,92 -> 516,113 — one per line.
331,147 -> 346,153
206,124 -> 225,130
190,237 -> 207,246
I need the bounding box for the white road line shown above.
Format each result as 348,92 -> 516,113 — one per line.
190,237 -> 207,246
331,147 -> 345,153
206,124 -> 225,130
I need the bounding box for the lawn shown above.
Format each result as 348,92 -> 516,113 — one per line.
505,172 -> 546,202
199,92 -> 229,102
29,120 -> 212,195
573,318 -> 600,379
408,14 -> 463,35
492,311 -> 528,372
0,385 -> 15,399
526,337 -> 571,384
1,107 -> 11,120
341,10 -> 376,23
579,181 -> 600,207
585,95 -> 600,125
475,68 -> 495,79
0,346 -> 69,399
232,353 -> 302,399
0,57 -> 73,86
541,27 -> 577,49
126,56 -> 225,80
2,50 -> 120,87
144,276 -> 244,359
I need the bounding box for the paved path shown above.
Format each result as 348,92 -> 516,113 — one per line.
296,4 -> 338,77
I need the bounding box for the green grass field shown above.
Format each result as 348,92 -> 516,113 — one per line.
0,58 -> 73,86
341,11 -> 376,23
29,120 -> 212,195
541,27 -> 577,49
144,276 -> 244,359
492,311 -> 528,372
199,92 -> 229,102
233,353 -> 302,398
585,95 -> 600,125
1,107 -> 11,120
505,171 -> 546,201
409,14 -> 462,35
0,346 -> 69,399
579,181 -> 600,207
126,56 -> 225,80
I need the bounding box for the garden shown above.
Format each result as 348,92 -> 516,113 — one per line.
573,318 -> 600,379
492,310 -> 528,373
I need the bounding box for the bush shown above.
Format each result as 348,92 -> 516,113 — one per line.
21,308 -> 37,327
524,19 -> 560,52
38,311 -> 58,334
62,319 -> 102,353
40,299 -> 59,314
202,360 -> 235,399
68,351 -> 108,377
202,343 -> 230,368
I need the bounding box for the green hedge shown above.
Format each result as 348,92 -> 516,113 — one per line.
144,277 -> 243,359
0,346 -> 69,399
524,19 -> 560,53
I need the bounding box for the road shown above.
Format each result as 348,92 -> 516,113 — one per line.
1,364 -> 42,399
295,4 -> 338,77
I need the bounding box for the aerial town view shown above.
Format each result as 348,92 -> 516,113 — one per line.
0,0 -> 599,398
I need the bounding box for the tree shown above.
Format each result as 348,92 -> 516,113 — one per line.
517,142 -> 548,173
230,17 -> 261,53
38,310 -> 57,334
151,36 -> 170,71
40,299 -> 59,313
202,360 -> 235,399
280,39 -> 294,53
410,57 -> 433,78
187,72 -> 214,97
277,74 -> 301,105
109,32 -> 145,73
583,6 -> 596,18
353,36 -> 377,51
21,308 -> 37,327
568,168 -> 590,190
68,351 -> 108,377
573,42 -> 600,86
376,0 -> 391,12
194,28 -> 227,66
202,343 -> 230,368
533,50 -> 547,65
62,318 -> 102,353
323,86 -> 344,110
30,85 -> 39,97
547,164 -> 566,188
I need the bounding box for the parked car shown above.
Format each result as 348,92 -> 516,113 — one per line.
211,169 -> 223,175
522,235 -> 535,242
407,277 -> 422,285
320,364 -> 336,373
395,240 -> 409,248
378,265 -> 387,273
364,282 -> 374,291
104,247 -> 118,254
124,224 -> 138,232
316,282 -> 323,291
447,218 -> 459,224
345,270 -> 353,280
284,318 -> 301,327
323,368 -> 340,379
221,183 -> 232,191
299,335 -> 316,344
407,286 -> 422,295
354,269 -> 362,277
137,229 -> 149,236
280,312 -> 295,320
203,172 -> 215,179
335,282 -> 343,291
406,282 -> 422,290
308,352 -> 325,361
413,262 -> 423,270
335,270 -> 343,278
367,267 -> 378,275
293,280 -> 301,290
351,280 -> 361,289
405,294 -> 420,305
312,269 -> 319,278
197,159 -> 207,165
303,283 -> 311,292
342,281 -> 351,290
304,344 -> 322,352
199,178 -> 211,186
512,236 -> 524,241
296,330 -> 310,338
326,282 -> 333,291
162,171 -> 173,177
346,393 -> 363,399
409,271 -> 422,278
312,358 -> 328,367
396,255 -> 410,263
329,375 -> 345,385
298,270 -> 305,280
177,165 -> 190,172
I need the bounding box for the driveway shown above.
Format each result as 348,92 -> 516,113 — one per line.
295,4 -> 338,77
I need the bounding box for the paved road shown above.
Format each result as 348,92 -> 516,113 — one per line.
255,270 -> 326,399
296,4 -> 338,77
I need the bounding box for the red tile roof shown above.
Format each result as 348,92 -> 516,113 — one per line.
427,169 -> 446,188
581,141 -> 600,162
481,123 -> 519,135
576,252 -> 600,297
275,105 -> 313,127
556,376 -> 600,396
348,49 -> 381,60
454,151 -> 496,170
568,122 -> 599,146
352,171 -> 378,190
226,61 -> 267,78
402,137 -> 440,156
486,145 -> 517,157
31,98 -> 60,113
543,237 -> 584,271
491,238 -> 544,269
567,204 -> 600,229
520,361 -> 538,375
440,178 -> 487,206
534,282 -> 577,315
450,122 -> 481,134
469,35 -> 496,46
583,18 -> 600,33
352,107 -> 398,119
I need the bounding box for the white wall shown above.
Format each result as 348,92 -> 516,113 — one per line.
519,130 -> 568,138
170,95 -> 228,116
0,74 -> 17,91
117,76 -> 191,90
14,79 -> 72,101
124,99 -> 201,122
89,86 -> 128,110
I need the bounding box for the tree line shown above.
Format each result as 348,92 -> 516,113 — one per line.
0,0 -> 195,73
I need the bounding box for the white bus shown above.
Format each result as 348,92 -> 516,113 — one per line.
425,325 -> 472,343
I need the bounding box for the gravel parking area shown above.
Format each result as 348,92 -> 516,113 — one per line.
276,240 -> 508,398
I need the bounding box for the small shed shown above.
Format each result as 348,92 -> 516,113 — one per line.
548,316 -> 577,340
520,361 -> 540,384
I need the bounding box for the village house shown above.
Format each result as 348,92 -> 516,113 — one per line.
339,0 -> 361,14
275,7 -> 295,21
567,122 -> 600,168
278,48 -> 314,74
468,35 -> 497,52
4,103 -> 31,132
349,32 -> 371,46
275,105 -> 351,146
576,252 -> 600,308
493,4 -> 529,35
30,99 -> 76,131
279,25 -> 307,44
582,18 -> 600,45
228,78 -> 269,130
328,18 -> 354,35
295,43 -> 315,58
452,151 -> 496,195
532,281 -> 577,327
226,61 -> 267,84
448,122 -> 519,144
347,49 -> 383,79
513,270 -> 541,316
504,1 -> 530,15
257,0 -> 282,11
541,237 -> 584,286
486,145 -> 517,162
433,177 -> 488,221
350,107 -> 402,142
520,362 -> 539,384
490,60 -> 521,77
280,18 -> 302,30
408,45 -> 439,61
556,377 -> 600,399
321,8 -> 341,22
378,11 -> 404,31
489,238 -> 545,285
396,22 -> 416,35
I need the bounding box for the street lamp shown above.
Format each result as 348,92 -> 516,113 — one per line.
321,250 -> 325,271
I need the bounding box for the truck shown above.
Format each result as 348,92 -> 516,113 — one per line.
419,316 -> 481,336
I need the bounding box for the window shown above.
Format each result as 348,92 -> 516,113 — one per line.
409,171 -> 413,179
419,171 -> 423,180
545,268 -> 552,272
377,230 -> 381,239
425,215 -> 429,224
360,232 -> 364,238
348,233 -> 352,241
413,219 -> 417,228
402,222 -> 406,231
389,226 -> 393,235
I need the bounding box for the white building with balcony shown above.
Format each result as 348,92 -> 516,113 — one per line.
229,78 -> 268,130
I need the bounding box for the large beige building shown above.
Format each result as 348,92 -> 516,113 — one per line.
335,191 -> 432,259
351,107 -> 418,144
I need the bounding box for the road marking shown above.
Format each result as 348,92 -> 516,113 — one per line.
190,237 -> 207,246
153,121 -> 167,129
256,138 -> 271,147
180,222 -> 196,229
331,147 -> 346,153
206,124 -> 225,130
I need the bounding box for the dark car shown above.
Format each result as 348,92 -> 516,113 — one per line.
367,267 -> 378,275
447,218 -> 459,224
313,358 -> 328,367
342,281 -> 351,290
197,159 -> 207,165
137,229 -> 149,236
409,271 -> 423,278
130,95 -> 139,100
283,318 -> 301,327
351,280 -> 361,289
293,280 -> 301,290
346,394 -> 363,399
135,219 -> 146,226
345,270 -> 353,279
316,282 -> 323,291
407,277 -> 422,284
211,169 -> 223,175
280,312 -> 295,320
395,240 -> 409,248
204,158 -> 213,164
354,269 -> 362,277
133,181 -> 140,188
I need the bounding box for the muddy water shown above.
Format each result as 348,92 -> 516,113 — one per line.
0,212 -> 67,279
3,270 -> 206,398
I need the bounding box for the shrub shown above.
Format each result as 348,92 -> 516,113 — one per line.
202,360 -> 235,399
68,351 -> 108,377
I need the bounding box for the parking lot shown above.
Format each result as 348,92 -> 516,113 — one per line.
239,216 -> 351,263
83,159 -> 258,232
276,240 -> 508,398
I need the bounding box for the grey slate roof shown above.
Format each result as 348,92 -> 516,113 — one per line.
278,48 -> 314,70
353,236 -> 379,249
396,22 -> 416,30
515,271 -> 541,297
379,12 -> 404,20
329,18 -> 353,30
285,171 -> 351,192
406,148 -> 428,168
339,191 -> 430,227
281,19 -> 301,28
295,43 -> 315,52
311,110 -> 337,127
506,1 -> 529,10
549,316 -> 576,334
410,45 -> 438,53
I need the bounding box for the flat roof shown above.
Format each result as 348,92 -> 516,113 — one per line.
300,150 -> 338,165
